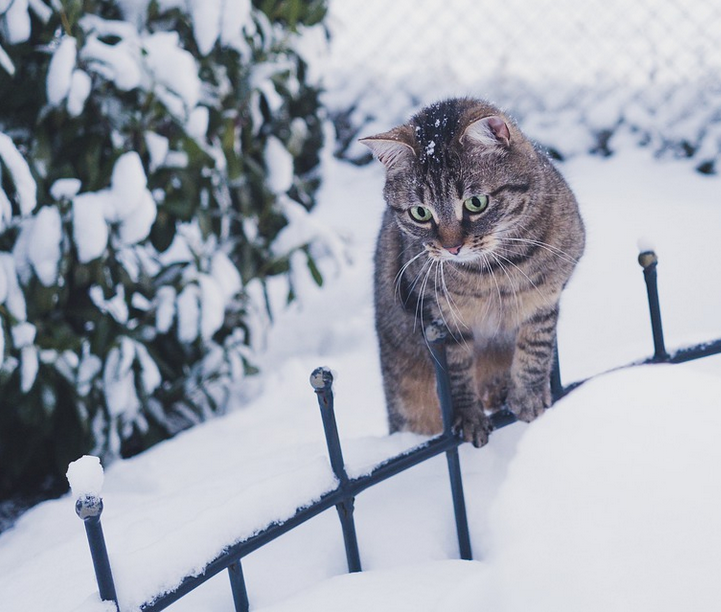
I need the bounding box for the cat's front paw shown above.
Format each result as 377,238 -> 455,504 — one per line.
506,383 -> 551,423
453,407 -> 492,448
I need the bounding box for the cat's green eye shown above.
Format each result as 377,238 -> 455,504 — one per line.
409,206 -> 433,223
464,195 -> 489,214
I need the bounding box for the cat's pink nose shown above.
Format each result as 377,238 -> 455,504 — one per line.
444,244 -> 462,256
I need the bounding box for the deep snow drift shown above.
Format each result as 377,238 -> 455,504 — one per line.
0,144 -> 719,611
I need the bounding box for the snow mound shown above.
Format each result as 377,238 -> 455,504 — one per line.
477,365 -> 721,612
255,560 -> 485,612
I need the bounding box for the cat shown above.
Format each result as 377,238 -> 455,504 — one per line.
360,97 -> 585,447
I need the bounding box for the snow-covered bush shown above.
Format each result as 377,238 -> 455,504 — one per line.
0,0 -> 329,495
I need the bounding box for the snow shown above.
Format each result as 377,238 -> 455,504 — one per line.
103,336 -> 141,420
19,344 -> 38,392
50,178 -> 82,201
78,347 -> 102,397
89,285 -> 129,324
143,31 -> 200,113
0,187 -> 11,231
0,42 -> 15,75
28,0 -> 52,24
73,191 -> 110,263
67,69 -> 93,117
264,136 -> 294,194
636,236 -> 655,254
218,0 -> 253,55
0,132 -> 37,216
76,11 -> 209,125
11,321 -> 38,389
210,252 -> 242,301
155,285 -> 176,333
46,36 -> 77,106
10,321 -> 35,347
27,205 -> 62,286
186,105 -> 209,142
0,262 -> 7,305
135,342 -> 161,395
116,185 -> 156,246
0,252 -> 27,321
109,151 -> 147,210
255,560 -> 484,612
476,366 -> 721,612
272,196 -> 346,265
72,152 -> 157,262
116,0 -> 253,58
198,273 -> 225,341
81,36 -> 142,92
177,283 -> 200,343
0,0 -> 30,45
144,131 -> 169,172
188,0 -> 223,56
66,456 -> 105,500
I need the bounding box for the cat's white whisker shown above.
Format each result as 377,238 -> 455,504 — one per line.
478,252 -> 505,337
436,261 -> 470,350
414,257 -> 435,334
439,262 -> 466,329
491,251 -> 540,292
486,251 -> 523,327
394,249 -> 428,301
499,235 -> 579,266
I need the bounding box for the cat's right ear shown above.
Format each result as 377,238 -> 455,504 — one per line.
460,115 -> 511,149
359,126 -> 416,170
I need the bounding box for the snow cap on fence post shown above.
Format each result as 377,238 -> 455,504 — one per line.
67,455 -> 105,518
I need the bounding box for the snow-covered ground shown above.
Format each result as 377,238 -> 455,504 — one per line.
0,136 -> 719,611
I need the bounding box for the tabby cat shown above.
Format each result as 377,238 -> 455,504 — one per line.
360,97 -> 585,447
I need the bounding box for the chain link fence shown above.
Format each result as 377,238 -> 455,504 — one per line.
322,0 -> 721,169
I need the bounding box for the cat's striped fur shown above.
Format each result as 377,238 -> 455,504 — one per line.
361,98 -> 585,446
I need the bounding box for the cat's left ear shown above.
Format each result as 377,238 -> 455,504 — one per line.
460,115 -> 511,149
359,126 -> 416,169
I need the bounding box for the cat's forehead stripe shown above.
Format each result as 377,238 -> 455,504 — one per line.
454,201 -> 464,222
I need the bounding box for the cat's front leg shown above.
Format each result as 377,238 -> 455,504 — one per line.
444,341 -> 492,447
506,304 -> 559,422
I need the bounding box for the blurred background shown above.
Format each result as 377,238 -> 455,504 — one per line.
322,0 -> 721,169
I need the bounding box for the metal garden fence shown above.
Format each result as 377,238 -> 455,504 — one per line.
74,248 -> 721,611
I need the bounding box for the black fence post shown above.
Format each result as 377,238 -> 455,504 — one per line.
425,323 -> 473,561
550,342 -> 563,402
75,495 -> 119,610
228,560 -> 250,612
638,249 -> 670,361
310,367 -> 362,573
